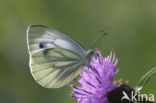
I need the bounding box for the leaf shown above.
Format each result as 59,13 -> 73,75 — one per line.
135,66 -> 156,93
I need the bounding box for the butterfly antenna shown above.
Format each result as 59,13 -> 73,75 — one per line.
91,29 -> 108,49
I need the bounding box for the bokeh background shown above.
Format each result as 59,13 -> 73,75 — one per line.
0,0 -> 156,103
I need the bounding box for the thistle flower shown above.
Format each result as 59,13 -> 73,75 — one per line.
70,49 -> 119,103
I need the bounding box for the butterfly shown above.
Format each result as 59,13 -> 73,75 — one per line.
27,25 -> 96,88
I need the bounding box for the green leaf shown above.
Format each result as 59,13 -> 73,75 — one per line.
135,66 -> 156,93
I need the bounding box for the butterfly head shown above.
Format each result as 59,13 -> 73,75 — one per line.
86,49 -> 97,62
87,49 -> 96,57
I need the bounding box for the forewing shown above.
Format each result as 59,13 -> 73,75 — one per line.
27,25 -> 87,55
29,48 -> 85,88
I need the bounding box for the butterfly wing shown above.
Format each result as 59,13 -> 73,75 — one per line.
27,25 -> 87,88
27,25 -> 86,55
29,48 -> 85,88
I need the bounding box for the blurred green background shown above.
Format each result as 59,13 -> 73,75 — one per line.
0,0 -> 156,103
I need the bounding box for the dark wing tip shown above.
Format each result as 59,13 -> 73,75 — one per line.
28,25 -> 49,28
27,25 -> 49,35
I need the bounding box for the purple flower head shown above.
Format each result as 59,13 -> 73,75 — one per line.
70,49 -> 118,103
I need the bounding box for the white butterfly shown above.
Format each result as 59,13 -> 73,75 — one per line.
27,25 -> 96,88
